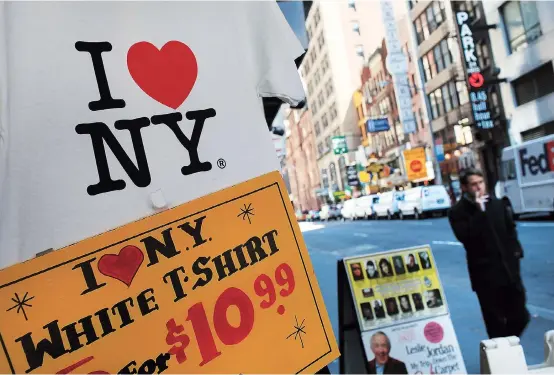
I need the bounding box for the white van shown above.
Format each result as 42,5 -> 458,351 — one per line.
397,186 -> 451,219
341,199 -> 358,220
354,195 -> 379,219
495,134 -> 554,216
372,191 -> 404,219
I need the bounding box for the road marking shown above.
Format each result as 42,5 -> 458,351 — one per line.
298,222 -> 326,233
353,233 -> 368,238
519,222 -> 554,228
407,222 -> 434,226
528,304 -> 554,322
432,240 -> 463,246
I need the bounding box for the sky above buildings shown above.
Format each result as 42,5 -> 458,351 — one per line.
278,1 -> 309,49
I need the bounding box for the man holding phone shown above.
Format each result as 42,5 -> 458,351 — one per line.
448,168 -> 530,339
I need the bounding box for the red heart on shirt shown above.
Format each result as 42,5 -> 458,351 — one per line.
97,245 -> 144,287
127,41 -> 198,109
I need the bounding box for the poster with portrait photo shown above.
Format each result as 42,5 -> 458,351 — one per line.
392,255 -> 406,275
343,245 -> 449,332
405,253 -> 420,273
361,315 -> 467,374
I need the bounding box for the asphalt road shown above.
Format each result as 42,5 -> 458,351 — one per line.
299,217 -> 554,374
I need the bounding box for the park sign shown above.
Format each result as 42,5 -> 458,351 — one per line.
456,11 -> 494,130
332,136 -> 348,155
0,172 -> 339,374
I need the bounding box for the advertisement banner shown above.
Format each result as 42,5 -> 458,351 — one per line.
361,314 -> 466,374
380,0 -> 416,134
403,148 -> 428,181
347,165 -> 360,187
343,246 -> 448,333
0,172 -> 338,374
332,136 -> 348,155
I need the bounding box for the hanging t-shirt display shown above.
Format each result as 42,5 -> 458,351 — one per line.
0,2 -> 304,266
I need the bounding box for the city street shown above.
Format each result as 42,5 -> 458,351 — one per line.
300,218 -> 554,374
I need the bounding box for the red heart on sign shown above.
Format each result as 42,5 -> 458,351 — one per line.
127,41 -> 198,109
98,245 -> 144,287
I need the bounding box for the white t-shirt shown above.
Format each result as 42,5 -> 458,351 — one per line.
0,2 -> 305,268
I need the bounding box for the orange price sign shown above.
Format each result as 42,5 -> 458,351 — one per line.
0,171 -> 338,374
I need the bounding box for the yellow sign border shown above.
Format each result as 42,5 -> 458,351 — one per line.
0,171 -> 337,374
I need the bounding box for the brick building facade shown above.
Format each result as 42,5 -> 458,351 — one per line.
285,107 -> 321,212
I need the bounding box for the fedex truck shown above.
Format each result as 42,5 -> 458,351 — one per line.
495,134 -> 554,216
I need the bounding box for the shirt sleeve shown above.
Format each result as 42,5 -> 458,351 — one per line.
253,2 -> 306,106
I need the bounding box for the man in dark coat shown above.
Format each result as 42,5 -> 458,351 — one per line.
367,331 -> 408,374
448,168 -> 530,339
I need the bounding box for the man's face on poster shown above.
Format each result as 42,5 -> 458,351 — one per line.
351,263 -> 362,279
400,296 -> 410,310
371,333 -> 390,365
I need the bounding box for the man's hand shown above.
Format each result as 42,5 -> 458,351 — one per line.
475,191 -> 489,211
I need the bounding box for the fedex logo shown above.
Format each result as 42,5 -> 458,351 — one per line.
519,140 -> 554,176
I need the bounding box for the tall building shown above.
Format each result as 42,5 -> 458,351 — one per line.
301,0 -> 391,201
285,107 -> 321,212
354,11 -> 435,193
407,0 -> 480,195
483,1 -> 554,144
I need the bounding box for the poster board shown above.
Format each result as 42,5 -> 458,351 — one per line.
338,245 -> 466,374
0,171 -> 339,374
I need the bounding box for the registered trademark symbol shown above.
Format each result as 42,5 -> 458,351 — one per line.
217,158 -> 226,169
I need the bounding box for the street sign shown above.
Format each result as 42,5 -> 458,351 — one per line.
0,172 -> 339,374
332,136 -> 348,155
346,165 -> 360,187
456,11 -> 494,130
403,147 -> 428,181
366,118 -> 390,133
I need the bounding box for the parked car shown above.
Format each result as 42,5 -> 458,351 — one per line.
320,204 -> 341,221
397,186 -> 451,219
341,198 -> 358,220
307,210 -> 320,221
372,191 -> 404,219
354,195 -> 379,219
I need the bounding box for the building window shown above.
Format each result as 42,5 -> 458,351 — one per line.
314,121 -> 321,136
352,21 -> 360,35
329,162 -> 337,182
321,112 -> 330,129
321,55 -> 329,74
501,1 -> 541,53
321,168 -> 329,187
419,108 -> 425,128
307,26 -> 313,42
512,63 -> 554,106
348,0 -> 356,11
312,100 -> 318,115
313,7 -> 321,27
415,1 -> 446,45
476,40 -> 491,69
456,82 -> 469,105
428,81 -> 470,119
317,33 -> 325,51
421,38 -> 453,82
307,81 -> 314,97
325,79 -> 334,98
318,91 -> 325,107
313,68 -> 321,86
329,103 -> 338,120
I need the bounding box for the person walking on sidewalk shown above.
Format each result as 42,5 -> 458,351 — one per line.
448,168 -> 530,339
